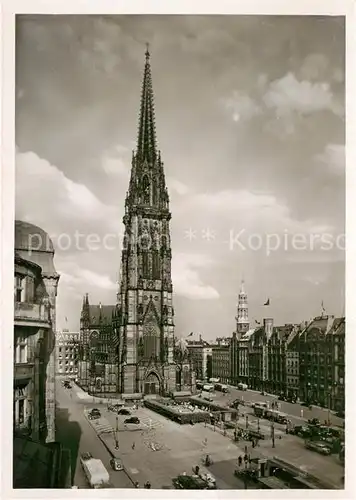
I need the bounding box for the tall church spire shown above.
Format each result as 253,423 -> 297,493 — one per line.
136,44 -> 157,163
125,47 -> 169,212
236,279 -> 249,335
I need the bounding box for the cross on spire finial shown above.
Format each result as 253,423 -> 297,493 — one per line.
145,42 -> 150,60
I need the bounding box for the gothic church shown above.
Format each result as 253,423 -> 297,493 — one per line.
111,48 -> 193,396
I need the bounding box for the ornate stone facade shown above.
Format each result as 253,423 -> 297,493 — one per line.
236,279 -> 249,335
77,295 -> 117,394
113,49 -> 193,396
14,221 -> 59,443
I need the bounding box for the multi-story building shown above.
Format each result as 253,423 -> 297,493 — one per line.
77,295 -> 117,394
186,336 -> 212,380
56,330 -> 79,379
285,326 -> 302,400
230,279 -> 250,385
211,340 -> 231,383
266,324 -> 297,395
14,221 -> 59,444
299,315 -> 340,409
328,317 -> 345,411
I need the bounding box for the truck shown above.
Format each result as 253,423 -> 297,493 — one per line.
80,453 -> 110,488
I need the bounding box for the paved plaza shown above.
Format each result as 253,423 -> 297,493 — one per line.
84,400 -> 344,489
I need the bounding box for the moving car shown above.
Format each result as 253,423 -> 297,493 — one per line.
118,408 -> 131,415
124,416 -> 140,424
110,458 -> 123,471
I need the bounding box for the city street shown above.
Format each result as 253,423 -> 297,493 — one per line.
55,380 -> 133,489
65,383 -> 343,489
84,400 -> 246,489
211,386 -> 344,428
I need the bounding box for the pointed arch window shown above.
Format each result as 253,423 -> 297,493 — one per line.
152,251 -> 161,279
142,175 -> 150,204
142,252 -> 149,278
143,321 -> 160,358
152,180 -> 158,205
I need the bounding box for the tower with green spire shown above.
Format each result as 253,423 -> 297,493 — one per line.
114,48 -> 192,396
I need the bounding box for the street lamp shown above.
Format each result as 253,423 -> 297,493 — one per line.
115,415 -> 119,450
271,422 -> 275,448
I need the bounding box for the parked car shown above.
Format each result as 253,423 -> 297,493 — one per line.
109,403 -> 124,412
305,441 -> 331,455
124,417 -> 140,424
172,475 -> 207,489
90,408 -> 101,415
278,395 -> 286,401
118,409 -> 131,416
88,409 -> 101,420
308,418 -> 320,426
110,458 -> 123,471
64,381 -> 72,389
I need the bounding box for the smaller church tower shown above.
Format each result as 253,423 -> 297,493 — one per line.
236,279 -> 249,336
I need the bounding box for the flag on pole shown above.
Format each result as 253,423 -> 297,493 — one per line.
187,332 -> 193,337
321,301 -> 326,314
263,299 -> 270,306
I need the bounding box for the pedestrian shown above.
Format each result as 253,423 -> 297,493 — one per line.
132,442 -> 135,450
134,481 -> 139,488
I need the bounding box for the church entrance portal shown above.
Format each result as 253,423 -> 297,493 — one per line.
144,372 -> 160,395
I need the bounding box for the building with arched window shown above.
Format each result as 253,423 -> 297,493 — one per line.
113,48 -> 194,397
14,221 -> 60,443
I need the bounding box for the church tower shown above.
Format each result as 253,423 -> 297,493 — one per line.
236,279 -> 249,336
114,48 -> 180,396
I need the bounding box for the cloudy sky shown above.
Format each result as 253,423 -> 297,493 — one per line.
15,15 -> 345,339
